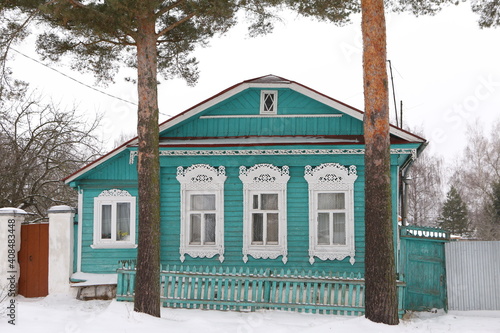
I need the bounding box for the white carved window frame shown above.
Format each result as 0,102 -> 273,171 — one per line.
177,164 -> 226,263
304,163 -> 358,265
260,90 -> 278,114
239,164 -> 289,263
92,189 -> 137,249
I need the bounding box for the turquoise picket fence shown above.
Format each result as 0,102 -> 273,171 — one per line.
116,262 -> 406,316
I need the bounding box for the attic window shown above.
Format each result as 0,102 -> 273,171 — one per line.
260,90 -> 277,114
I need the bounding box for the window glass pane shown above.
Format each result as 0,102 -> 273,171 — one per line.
253,195 -> 259,209
332,213 -> 346,245
252,213 -> 263,244
318,193 -> 345,210
267,213 -> 279,244
261,194 -> 278,210
190,214 -> 201,244
263,93 -> 275,112
191,194 -> 216,211
204,213 -> 216,244
116,202 -> 131,241
317,213 -> 330,245
101,205 -> 112,239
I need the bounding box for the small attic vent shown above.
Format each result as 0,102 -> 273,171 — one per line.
260,90 -> 277,114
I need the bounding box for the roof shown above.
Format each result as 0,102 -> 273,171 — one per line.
64,74 -> 426,184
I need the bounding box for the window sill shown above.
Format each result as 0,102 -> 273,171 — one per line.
308,248 -> 355,265
91,243 -> 137,249
243,246 -> 287,264
180,245 -> 224,263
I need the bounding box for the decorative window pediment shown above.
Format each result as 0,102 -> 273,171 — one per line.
240,164 -> 289,263
304,163 -> 357,265
93,189 -> 136,249
177,164 -> 226,263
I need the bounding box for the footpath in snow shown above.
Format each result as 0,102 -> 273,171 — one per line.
1,295 -> 500,332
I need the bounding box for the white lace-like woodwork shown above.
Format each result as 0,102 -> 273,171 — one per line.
98,189 -> 132,197
239,164 -> 289,264
129,148 -> 417,164
177,164 -> 226,263
304,163 -> 357,265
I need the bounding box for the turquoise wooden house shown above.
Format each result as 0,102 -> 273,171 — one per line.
64,75 -> 429,315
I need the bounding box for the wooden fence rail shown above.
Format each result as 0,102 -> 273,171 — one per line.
116,262 -> 406,316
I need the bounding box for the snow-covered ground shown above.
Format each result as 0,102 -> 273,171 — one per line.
1,295 -> 499,332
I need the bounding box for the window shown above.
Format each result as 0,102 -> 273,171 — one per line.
93,189 -> 136,248
239,164 -> 289,263
304,163 -> 358,265
317,193 -> 347,246
177,164 -> 226,262
260,90 -> 278,114
188,194 -> 216,245
251,193 -> 279,245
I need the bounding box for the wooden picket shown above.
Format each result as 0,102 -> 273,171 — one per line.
116,262 -> 406,316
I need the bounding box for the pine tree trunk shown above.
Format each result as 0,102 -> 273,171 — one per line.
361,0 -> 399,325
133,14 -> 161,318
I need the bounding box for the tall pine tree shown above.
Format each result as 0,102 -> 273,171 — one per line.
438,186 -> 470,236
360,0 -> 398,325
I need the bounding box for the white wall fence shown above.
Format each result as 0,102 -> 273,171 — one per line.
445,241 -> 500,310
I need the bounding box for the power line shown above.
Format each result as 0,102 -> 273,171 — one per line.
11,47 -> 138,106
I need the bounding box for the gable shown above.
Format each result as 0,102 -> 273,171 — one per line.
66,149 -> 137,186
65,75 -> 426,185
160,88 -> 364,138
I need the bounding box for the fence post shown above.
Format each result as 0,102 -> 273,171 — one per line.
0,208 -> 27,295
48,205 -> 75,295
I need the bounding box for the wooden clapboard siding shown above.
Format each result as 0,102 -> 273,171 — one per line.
82,151 -> 137,181
164,88 -> 361,138
79,187 -> 138,274
74,149 -> 409,275
168,114 -> 362,138
75,147 -> 138,268
155,153 -> 373,274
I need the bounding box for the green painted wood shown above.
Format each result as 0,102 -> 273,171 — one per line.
162,88 -> 362,138
116,264 -> 406,316
155,158 -> 371,274
399,226 -> 449,312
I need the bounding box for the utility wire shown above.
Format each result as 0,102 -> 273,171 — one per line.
11,47 -> 138,106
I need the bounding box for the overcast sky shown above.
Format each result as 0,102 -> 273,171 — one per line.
10,2 -> 500,162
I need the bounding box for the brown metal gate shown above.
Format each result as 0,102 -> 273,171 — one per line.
18,223 -> 49,297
